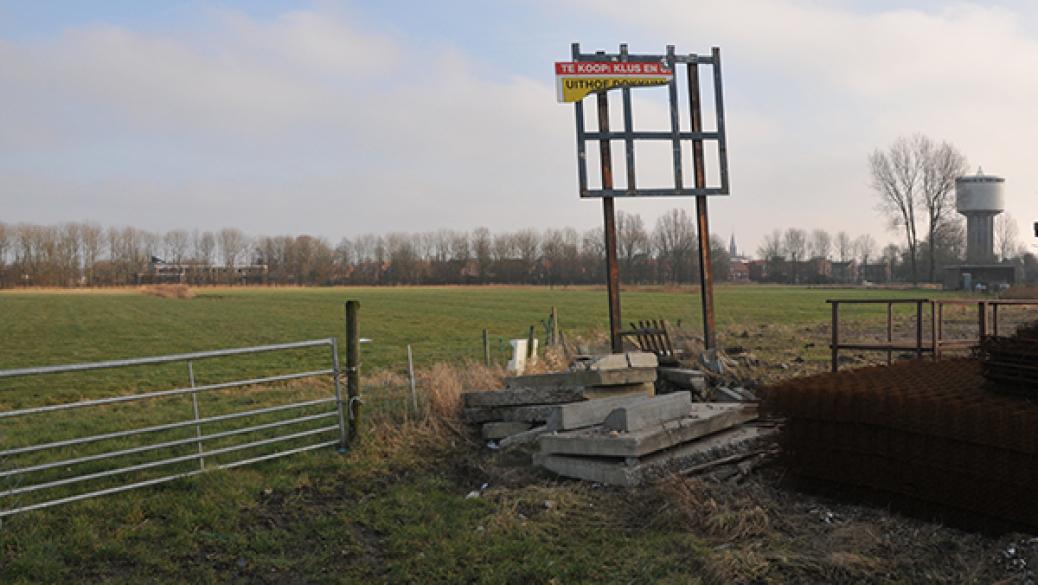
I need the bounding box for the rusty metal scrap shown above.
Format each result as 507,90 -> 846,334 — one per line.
766,359 -> 1038,529
977,321 -> 1038,396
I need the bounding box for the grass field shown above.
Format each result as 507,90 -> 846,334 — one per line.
0,284 -> 969,372
2,284 -> 1025,584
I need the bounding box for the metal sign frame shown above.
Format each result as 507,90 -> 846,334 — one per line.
570,44 -> 729,198
565,43 -> 728,352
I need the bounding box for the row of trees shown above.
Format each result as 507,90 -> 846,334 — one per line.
0,211 -> 735,288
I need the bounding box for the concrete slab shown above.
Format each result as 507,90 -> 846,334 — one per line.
505,368 -> 656,390
539,403 -> 758,458
587,354 -> 630,371
626,352 -> 659,368
482,421 -> 532,440
657,368 -> 707,391
582,381 -> 655,400
537,425 -> 777,486
498,425 -> 548,449
463,386 -> 584,408
463,403 -> 560,424
546,394 -> 652,431
603,391 -> 693,433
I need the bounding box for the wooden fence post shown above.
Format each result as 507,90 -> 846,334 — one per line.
345,300 -> 360,443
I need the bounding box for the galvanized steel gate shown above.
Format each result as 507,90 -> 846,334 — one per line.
0,338 -> 348,518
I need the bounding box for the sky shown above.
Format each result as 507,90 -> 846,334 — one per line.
1,0 -> 1037,256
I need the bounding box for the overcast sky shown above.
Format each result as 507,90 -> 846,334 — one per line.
2,0 -> 1036,255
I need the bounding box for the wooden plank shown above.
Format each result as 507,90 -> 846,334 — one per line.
462,386 -> 584,408
538,403 -> 758,458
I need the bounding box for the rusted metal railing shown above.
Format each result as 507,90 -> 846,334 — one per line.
829,298 -> 1038,372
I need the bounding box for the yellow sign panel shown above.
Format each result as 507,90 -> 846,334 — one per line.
555,61 -> 673,103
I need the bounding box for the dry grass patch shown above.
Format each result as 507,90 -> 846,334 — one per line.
138,284 -> 194,299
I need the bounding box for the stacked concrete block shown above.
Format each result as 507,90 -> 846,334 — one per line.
461,360 -> 658,444
534,394 -> 762,487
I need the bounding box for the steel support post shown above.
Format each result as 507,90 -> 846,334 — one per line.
688,58 -> 717,350
597,90 -> 623,353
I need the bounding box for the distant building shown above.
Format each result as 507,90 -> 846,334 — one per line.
728,259 -> 750,281
802,257 -> 832,283
860,262 -> 891,283
830,260 -> 858,283
748,259 -> 769,282
137,258 -> 269,285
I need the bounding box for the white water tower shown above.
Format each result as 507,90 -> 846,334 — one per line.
955,168 -> 1005,264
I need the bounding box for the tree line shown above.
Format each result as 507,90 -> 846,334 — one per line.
0,210 -> 736,288
2,171 -> 1030,289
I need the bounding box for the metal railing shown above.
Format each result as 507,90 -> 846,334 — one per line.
829,298 -> 1038,371
0,339 -> 347,517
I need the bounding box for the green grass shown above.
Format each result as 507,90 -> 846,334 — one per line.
0,284 -> 964,373
0,284 -> 988,583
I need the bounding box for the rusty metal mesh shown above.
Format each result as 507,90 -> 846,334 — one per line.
977,322 -> 1038,396
765,359 -> 1038,529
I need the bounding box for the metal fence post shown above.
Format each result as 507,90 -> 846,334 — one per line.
331,338 -> 347,451
886,302 -> 893,365
407,344 -> 418,417
345,300 -> 361,443
831,301 -> 840,372
187,361 -> 205,470
482,328 -> 490,367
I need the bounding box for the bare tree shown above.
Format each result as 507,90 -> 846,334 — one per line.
835,231 -> 853,262
218,228 -> 248,268
193,230 -> 216,266
783,228 -> 807,283
995,213 -> 1020,262
80,223 -> 102,285
871,134 -> 967,285
0,222 -> 10,282
513,229 -> 540,283
616,211 -> 649,277
916,137 -> 968,281
163,229 -> 190,264
757,229 -> 784,260
653,209 -> 694,283
870,136 -> 922,285
855,234 -> 877,265
471,227 -> 492,282
809,229 -> 832,259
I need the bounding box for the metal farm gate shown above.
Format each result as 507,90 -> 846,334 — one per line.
0,338 -> 349,518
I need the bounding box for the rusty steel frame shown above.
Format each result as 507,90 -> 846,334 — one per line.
828,298 -> 1038,372
569,43 -> 728,351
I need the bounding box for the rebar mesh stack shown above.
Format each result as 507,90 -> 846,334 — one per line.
978,322 -> 1038,396
766,359 -> 1038,529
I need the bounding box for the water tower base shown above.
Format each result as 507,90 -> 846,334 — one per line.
943,264 -> 1019,291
